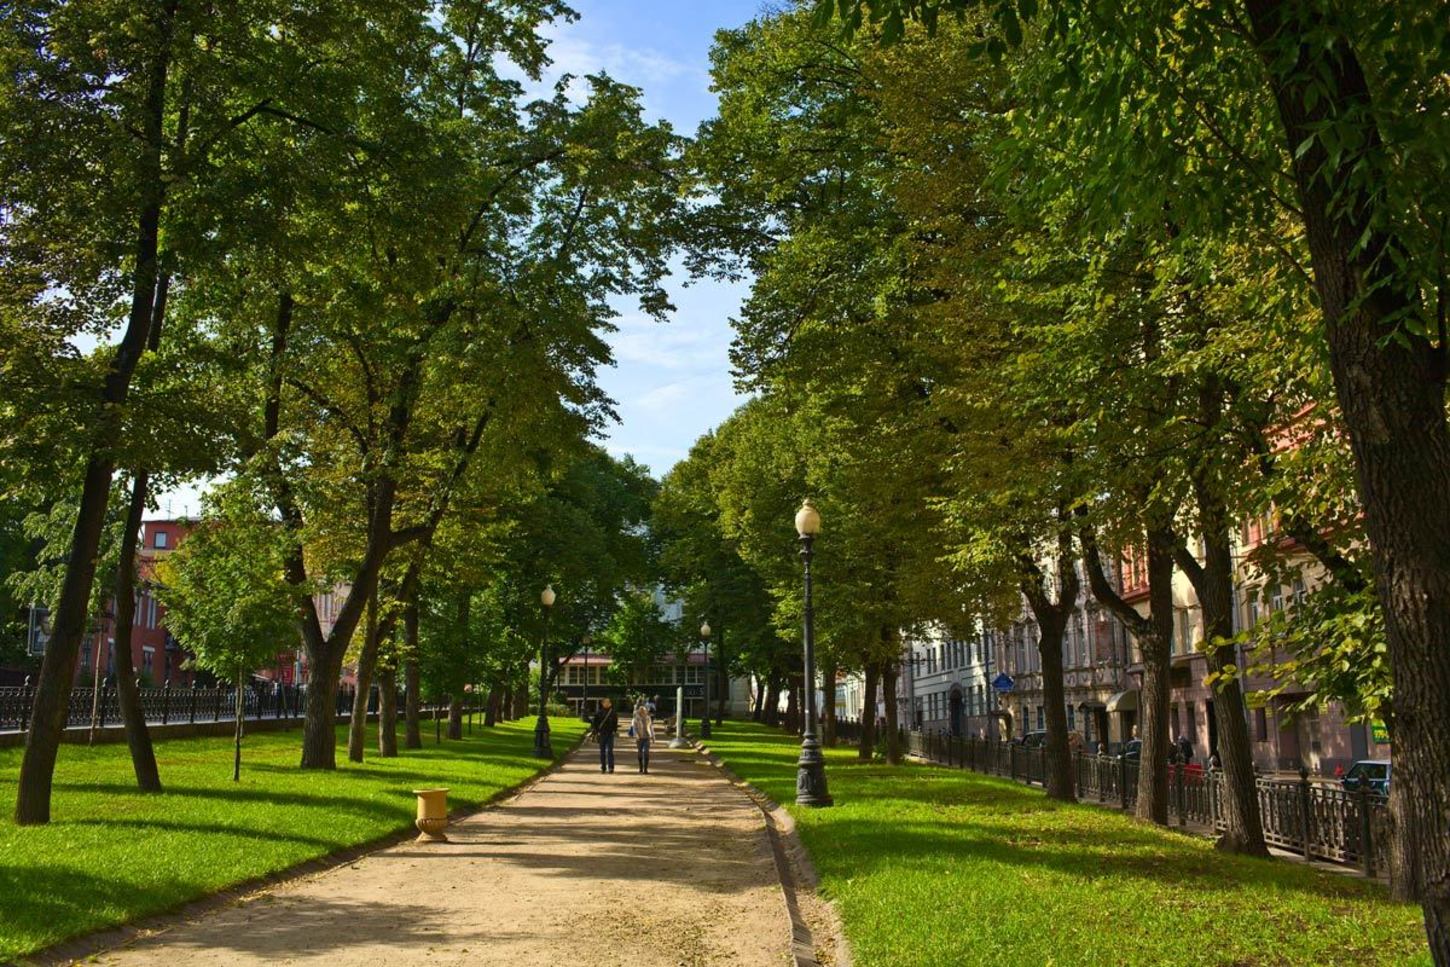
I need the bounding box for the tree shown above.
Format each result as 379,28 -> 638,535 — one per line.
823,0 -> 1450,951
155,483 -> 297,780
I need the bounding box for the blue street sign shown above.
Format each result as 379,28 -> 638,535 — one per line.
991,673 -> 1014,693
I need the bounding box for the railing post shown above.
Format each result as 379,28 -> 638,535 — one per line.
21,676 -> 32,734
189,682 -> 198,724
1118,754 -> 1129,810
1009,742 -> 1018,782
1298,767 -> 1314,858
1358,783 -> 1375,877
214,687 -> 224,722
1175,763 -> 1187,826
1209,767 -> 1220,829
161,680 -> 171,725
1097,756 -> 1106,803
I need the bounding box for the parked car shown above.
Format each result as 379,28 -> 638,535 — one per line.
1021,730 -> 1048,749
1120,739 -> 1143,760
1341,759 -> 1391,795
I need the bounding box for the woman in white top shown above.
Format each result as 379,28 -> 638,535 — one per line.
632,701 -> 656,774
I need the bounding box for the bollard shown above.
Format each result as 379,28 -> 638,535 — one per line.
1298,767 -> 1314,858
413,788 -> 450,842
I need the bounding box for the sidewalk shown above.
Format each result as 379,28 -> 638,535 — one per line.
83,737 -> 792,966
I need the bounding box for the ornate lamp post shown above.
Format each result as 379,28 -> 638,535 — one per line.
533,584 -> 555,758
699,621 -> 712,739
795,499 -> 832,807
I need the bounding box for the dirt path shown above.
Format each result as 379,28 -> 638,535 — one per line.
89,737 -> 792,967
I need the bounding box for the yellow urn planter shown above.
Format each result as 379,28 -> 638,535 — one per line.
412,788 -> 450,842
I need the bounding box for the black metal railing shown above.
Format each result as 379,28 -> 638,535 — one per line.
828,720 -> 1389,877
0,679 -> 462,735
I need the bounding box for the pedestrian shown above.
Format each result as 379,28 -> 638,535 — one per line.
649,694 -> 659,715
632,700 -> 656,774
1176,732 -> 1193,766
590,697 -> 619,774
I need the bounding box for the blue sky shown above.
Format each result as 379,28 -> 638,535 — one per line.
152,1 -> 760,518
538,0 -> 763,476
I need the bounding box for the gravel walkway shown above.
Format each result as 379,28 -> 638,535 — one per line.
89,737 -> 792,966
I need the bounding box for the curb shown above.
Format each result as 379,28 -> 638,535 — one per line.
19,729 -> 587,967
693,740 -> 851,967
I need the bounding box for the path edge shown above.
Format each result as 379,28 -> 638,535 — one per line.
695,741 -> 853,967
19,732 -> 588,967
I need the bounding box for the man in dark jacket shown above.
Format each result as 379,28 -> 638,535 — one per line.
1176,732 -> 1194,766
589,698 -> 619,774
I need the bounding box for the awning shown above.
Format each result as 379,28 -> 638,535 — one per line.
1106,689 -> 1139,713
1077,700 -> 1107,710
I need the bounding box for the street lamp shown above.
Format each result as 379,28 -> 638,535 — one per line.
534,584 -> 555,758
699,621 -> 712,739
794,499 -> 832,807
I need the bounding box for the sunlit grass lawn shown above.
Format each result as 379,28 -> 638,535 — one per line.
707,720 -> 1429,967
0,715 -> 584,960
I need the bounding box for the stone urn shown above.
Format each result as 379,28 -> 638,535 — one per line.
413,788 -> 450,842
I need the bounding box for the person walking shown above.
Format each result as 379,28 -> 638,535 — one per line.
590,698 -> 619,774
632,700 -> 656,774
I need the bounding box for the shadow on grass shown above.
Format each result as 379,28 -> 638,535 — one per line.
712,725 -> 1389,906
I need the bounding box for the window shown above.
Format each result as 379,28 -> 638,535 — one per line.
1036,706 -> 1045,730
1183,704 -> 1195,743
1255,707 -> 1269,742
1066,705 -> 1076,730
142,646 -> 155,677
154,530 -> 168,549
1292,577 -> 1307,607
80,641 -> 91,670
1171,703 -> 1180,738
1270,586 -> 1284,614
1013,626 -> 1025,673
1307,708 -> 1322,754
1247,592 -> 1261,628
1075,614 -> 1087,668
685,665 -> 702,684
1176,609 -> 1192,655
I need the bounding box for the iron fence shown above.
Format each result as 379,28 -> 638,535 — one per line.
0,680 -> 457,734
831,719 -> 1388,877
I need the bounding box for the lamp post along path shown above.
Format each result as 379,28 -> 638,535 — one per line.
795,499 -> 832,807
699,621 -> 712,739
534,585 -> 555,759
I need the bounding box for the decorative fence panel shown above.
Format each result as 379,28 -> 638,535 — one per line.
0,681 -> 462,735
831,719 -> 1388,876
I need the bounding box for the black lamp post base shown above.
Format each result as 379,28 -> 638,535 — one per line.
796,742 -> 832,807
533,715 -> 552,759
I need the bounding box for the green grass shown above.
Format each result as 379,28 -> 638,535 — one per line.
0,715 -> 584,960
707,721 -> 1429,967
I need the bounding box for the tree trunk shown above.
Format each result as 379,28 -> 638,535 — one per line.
233,670 -> 244,782
403,596 -> 421,748
860,662 -> 879,759
13,5 -> 176,825
883,658 -> 901,765
784,680 -> 799,733
110,470 -> 162,792
1175,465 -> 1267,855
715,628 -> 728,725
751,674 -> 765,721
448,695 -> 463,740
484,686 -> 500,726
1035,610 -> 1074,802
512,670 -> 530,719
1135,531 -> 1176,825
763,673 -> 781,727
1243,5 -> 1450,952
378,665 -> 398,757
1387,774 -> 1423,901
821,659 -> 838,747
347,586 -> 381,763
299,670 -> 340,769
1022,529 -> 1081,803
